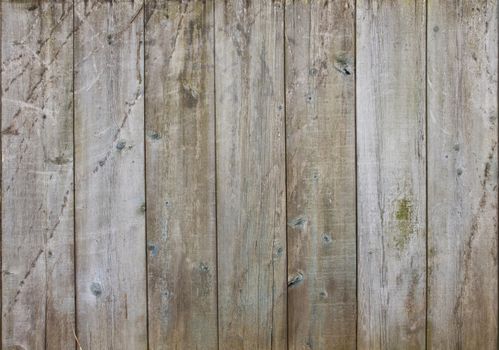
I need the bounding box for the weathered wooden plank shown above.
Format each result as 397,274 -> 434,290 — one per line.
215,1 -> 286,348
74,1 -> 147,348
285,0 -> 356,349
356,1 -> 426,348
1,1 -> 75,349
427,1 -> 498,348
144,1 -> 217,349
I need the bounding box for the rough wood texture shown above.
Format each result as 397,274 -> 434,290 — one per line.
1,2 -> 499,348
1,2 -> 75,349
356,1 -> 426,348
285,1 -> 356,349
427,1 -> 498,348
74,1 -> 147,348
215,1 -> 287,348
145,1 -> 218,349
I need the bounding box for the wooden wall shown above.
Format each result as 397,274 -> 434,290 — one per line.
1,1 -> 497,349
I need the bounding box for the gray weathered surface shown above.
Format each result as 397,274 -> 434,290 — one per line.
0,2 -> 498,348
356,1 -> 427,348
427,1 -> 498,348
145,1 -> 218,349
74,0 -> 147,348
285,0 -> 356,349
215,1 -> 287,348
1,1 -> 75,349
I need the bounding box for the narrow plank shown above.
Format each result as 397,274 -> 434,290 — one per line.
427,1 -> 498,348
356,1 -> 426,348
215,1 -> 287,348
285,0 -> 356,349
74,1 -> 147,348
1,1 -> 75,349
144,1 -> 217,349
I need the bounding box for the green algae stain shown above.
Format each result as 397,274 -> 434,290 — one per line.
394,198 -> 413,250
396,198 -> 412,221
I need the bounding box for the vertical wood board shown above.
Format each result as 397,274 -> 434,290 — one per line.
285,0 -> 356,349
427,0 -> 498,348
215,1 -> 287,348
1,2 -> 75,349
145,0 -> 218,349
356,1 -> 427,348
74,1 -> 147,348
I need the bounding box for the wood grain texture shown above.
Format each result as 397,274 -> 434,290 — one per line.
285,0 -> 356,349
74,1 -> 147,348
145,1 -> 217,349
356,1 -> 426,348
427,1 -> 498,348
215,1 -> 287,348
1,2 -> 75,349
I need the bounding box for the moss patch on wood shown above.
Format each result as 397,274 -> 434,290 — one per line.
394,198 -> 413,250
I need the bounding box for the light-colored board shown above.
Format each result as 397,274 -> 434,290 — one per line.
215,1 -> 287,348
427,1 -> 498,348
74,1 -> 147,348
284,0 -> 356,349
1,1 -> 75,349
145,1 -> 218,349
356,1 -> 426,348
